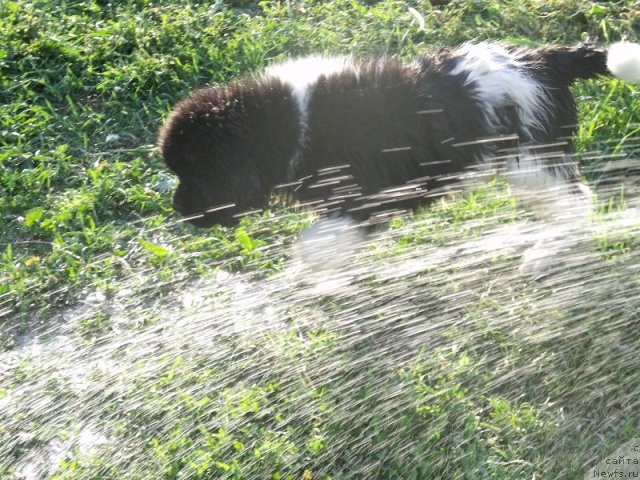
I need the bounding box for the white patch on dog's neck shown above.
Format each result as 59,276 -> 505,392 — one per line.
264,56 -> 356,176
449,42 -> 551,140
265,56 -> 355,113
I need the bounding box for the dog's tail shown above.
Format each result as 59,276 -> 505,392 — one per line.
540,42 -> 640,84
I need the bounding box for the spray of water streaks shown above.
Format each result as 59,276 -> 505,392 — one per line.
1,144 -> 640,479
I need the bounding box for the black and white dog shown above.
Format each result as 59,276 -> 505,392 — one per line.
159,42 -> 640,228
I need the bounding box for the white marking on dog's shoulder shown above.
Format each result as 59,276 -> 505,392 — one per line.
264,56 -> 357,177
449,42 -> 550,139
264,55 -> 355,114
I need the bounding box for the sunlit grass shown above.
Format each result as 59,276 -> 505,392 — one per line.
1,0 -> 639,479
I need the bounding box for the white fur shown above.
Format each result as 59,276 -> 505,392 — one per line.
607,42 -> 640,83
506,149 -> 592,221
449,42 -> 550,139
506,149 -> 570,190
264,56 -> 356,175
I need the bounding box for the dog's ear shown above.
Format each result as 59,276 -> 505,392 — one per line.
158,86 -> 229,178
159,78 -> 301,227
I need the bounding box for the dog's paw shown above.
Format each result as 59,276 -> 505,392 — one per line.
518,242 -> 565,279
294,217 -> 365,272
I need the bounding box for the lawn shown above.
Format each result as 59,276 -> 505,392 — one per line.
1,0 -> 639,478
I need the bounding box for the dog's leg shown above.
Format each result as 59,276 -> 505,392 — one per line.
503,146 -> 593,277
294,215 -> 366,273
505,145 -> 592,222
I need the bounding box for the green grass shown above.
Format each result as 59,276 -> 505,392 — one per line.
1,0 -> 639,323
1,0 -> 640,479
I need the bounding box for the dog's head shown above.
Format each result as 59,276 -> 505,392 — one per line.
159,80 -> 299,227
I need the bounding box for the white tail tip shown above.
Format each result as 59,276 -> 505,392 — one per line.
607,42 -> 640,82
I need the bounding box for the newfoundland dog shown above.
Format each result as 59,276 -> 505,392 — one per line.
159,42 -> 640,228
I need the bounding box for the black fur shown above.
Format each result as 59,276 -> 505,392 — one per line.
159,43 -> 610,227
